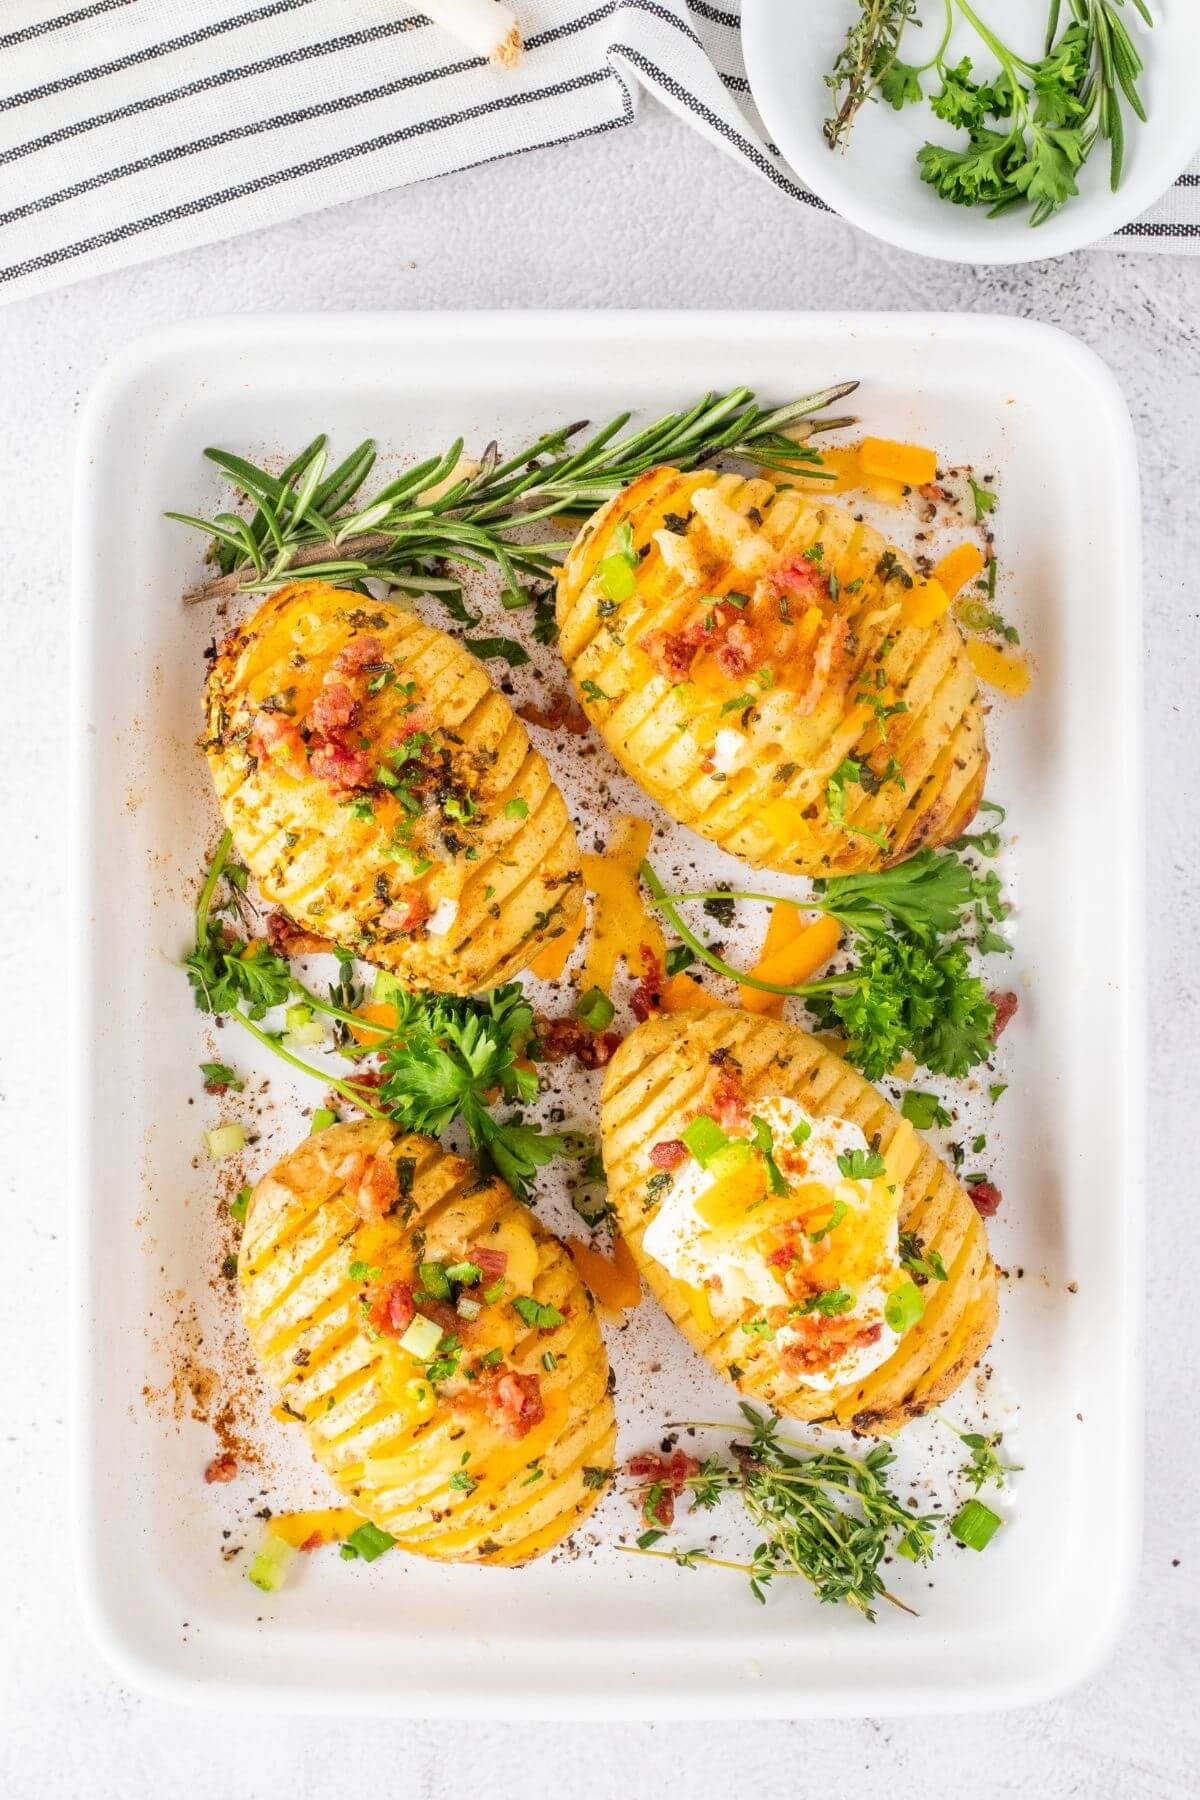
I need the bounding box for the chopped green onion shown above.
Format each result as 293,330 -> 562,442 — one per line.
504,797 -> 529,820
246,1531 -> 295,1593
418,1261 -> 452,1301
513,1295 -> 565,1331
446,1260 -> 481,1287
790,1121 -> 812,1146
398,1313 -> 443,1360
205,1122 -> 246,1160
950,1498 -> 1002,1552
884,1282 -> 925,1334
542,1350 -> 558,1371
229,1185 -> 252,1224
309,1107 -> 337,1133
681,1115 -> 729,1167
456,1295 -> 482,1321
575,986 -> 615,1031
342,1521 -> 397,1563
285,1003 -> 313,1031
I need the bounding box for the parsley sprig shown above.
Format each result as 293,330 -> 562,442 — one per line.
622,1406 -> 938,1620
641,845 -> 1008,1081
184,834 -> 565,1195
378,987 -> 565,1199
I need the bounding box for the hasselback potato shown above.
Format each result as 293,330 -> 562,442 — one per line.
239,1120 -> 616,1565
205,581 -> 582,993
600,1009 -> 997,1434
556,466 -> 987,877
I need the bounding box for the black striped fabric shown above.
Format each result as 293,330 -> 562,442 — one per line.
0,0 -> 1194,303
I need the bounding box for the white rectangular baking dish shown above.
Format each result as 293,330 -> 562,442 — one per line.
70,311 -> 1144,1717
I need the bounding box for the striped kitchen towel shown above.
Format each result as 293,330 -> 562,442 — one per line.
2,0 -> 1198,306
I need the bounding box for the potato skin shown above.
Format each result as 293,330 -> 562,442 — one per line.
205,582 -> 582,993
556,467 -> 987,877
239,1122 -> 616,1565
600,1010 -> 998,1434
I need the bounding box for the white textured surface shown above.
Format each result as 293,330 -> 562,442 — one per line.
1,101 -> 1197,1795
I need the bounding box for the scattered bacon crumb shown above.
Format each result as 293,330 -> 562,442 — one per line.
308,738 -> 375,791
482,1370 -> 545,1439
333,633 -> 385,676
379,887 -> 431,936
708,1069 -> 748,1131
767,557 -> 830,604
518,693 -> 590,735
649,1139 -> 688,1171
368,1279 -> 416,1339
626,1449 -> 699,1528
968,1181 -> 1003,1218
918,482 -> 949,505
714,618 -> 756,679
264,909 -> 334,959
473,1248 -> 508,1284
990,991 -> 1019,1038
251,711 -> 308,779
767,1242 -> 797,1270
630,944 -> 665,1022
299,1531 -> 324,1554
780,1316 -> 882,1376
204,1453 -> 238,1485
638,621 -> 708,682
307,680 -> 359,740
337,1149 -> 400,1220
535,1015 -> 623,1069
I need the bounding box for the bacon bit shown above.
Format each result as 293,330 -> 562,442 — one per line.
251,711 -> 308,779
918,482 -> 949,504
535,1015 -> 623,1069
337,1149 -> 400,1221
767,1242 -> 797,1270
264,909 -> 334,959
308,738 -> 375,791
368,1279 -> 416,1339
768,557 -> 830,603
391,708 -> 430,743
379,887 -> 430,936
630,944 -> 665,1023
649,1139 -> 688,1171
795,614 -> 849,717
625,1449 -> 699,1528
779,1316 -> 882,1376
714,618 -> 756,679
307,680 -> 359,740
298,1531 -> 324,1554
473,1248 -> 508,1284
638,622 -> 708,682
203,1453 -> 238,1485
708,1069 -> 748,1131
333,633 -> 385,676
518,693 -> 590,736
968,1180 -> 1003,1218
990,990 -> 1019,1038
482,1370 -> 545,1439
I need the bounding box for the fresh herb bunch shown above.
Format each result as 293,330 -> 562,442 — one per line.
825,0 -> 1152,225
642,841 -> 1009,1081
626,1405 -> 938,1619
378,987 -> 566,1199
184,834 -> 565,1194
168,384 -> 857,609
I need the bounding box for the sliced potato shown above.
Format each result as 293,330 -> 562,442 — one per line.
240,1121 -> 616,1565
556,467 -> 987,877
205,582 -> 582,992
600,1009 -> 998,1434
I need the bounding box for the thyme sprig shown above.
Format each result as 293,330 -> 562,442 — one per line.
168,385 -> 857,606
621,1406 -> 938,1620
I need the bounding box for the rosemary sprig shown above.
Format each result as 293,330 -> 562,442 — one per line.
621,1405 -> 939,1619
168,384 -> 858,606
